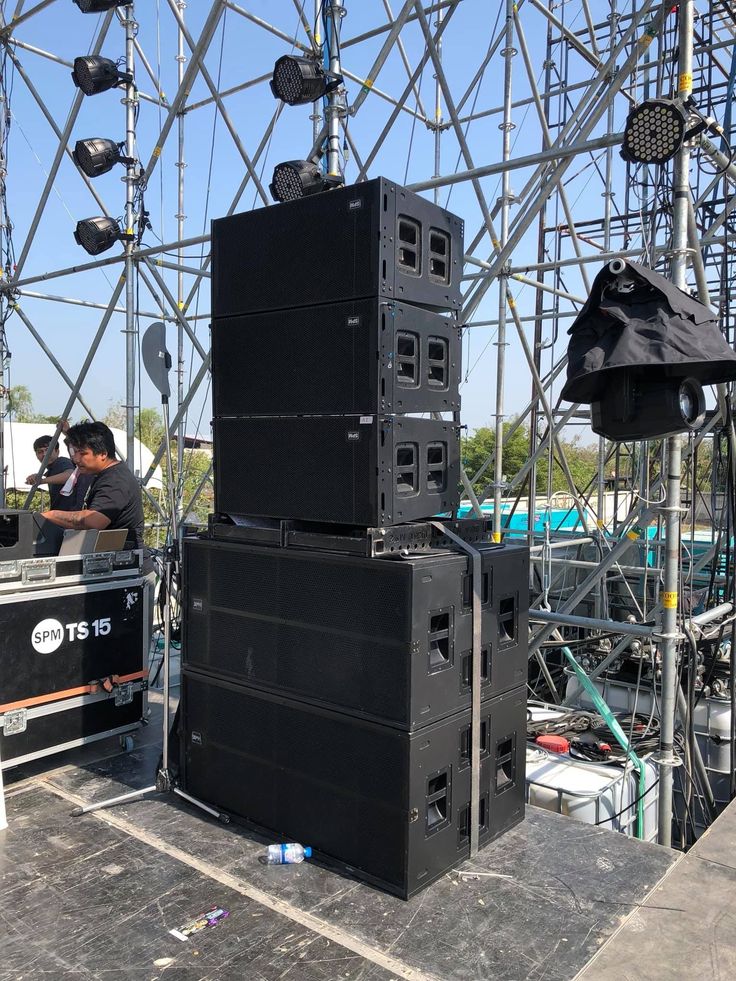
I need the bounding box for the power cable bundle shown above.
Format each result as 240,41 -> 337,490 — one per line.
527,707 -> 660,765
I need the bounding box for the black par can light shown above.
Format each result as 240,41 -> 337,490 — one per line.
71,56 -> 131,96
621,98 -> 689,165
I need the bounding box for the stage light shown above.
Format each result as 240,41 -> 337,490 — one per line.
73,216 -> 123,255
562,258 -> 736,441
73,139 -> 130,178
270,55 -> 339,106
73,0 -> 130,12
621,98 -> 689,165
269,160 -> 343,202
591,374 -> 706,441
71,56 -> 130,96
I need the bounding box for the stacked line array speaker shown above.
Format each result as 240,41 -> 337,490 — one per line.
212,299 -> 461,417
213,415 -> 459,526
180,177 -> 527,897
211,177 -> 464,318
210,177 -> 463,526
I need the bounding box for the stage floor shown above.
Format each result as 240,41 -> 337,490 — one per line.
0,695 -> 683,981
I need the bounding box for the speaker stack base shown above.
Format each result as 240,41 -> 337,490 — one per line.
180,671 -> 525,900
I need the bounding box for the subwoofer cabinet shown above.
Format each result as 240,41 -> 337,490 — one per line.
211,299 -> 461,417
211,177 -> 464,317
179,671 -> 526,899
182,538 -> 529,728
214,414 -> 460,526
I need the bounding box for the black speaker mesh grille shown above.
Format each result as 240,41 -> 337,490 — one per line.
212,299 -> 376,417
214,416 -> 375,524
188,542 -> 410,637
186,608 -> 410,721
189,680 -> 408,794
183,676 -> 409,885
212,182 -> 383,316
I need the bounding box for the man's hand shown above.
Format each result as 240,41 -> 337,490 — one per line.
26,473 -> 43,486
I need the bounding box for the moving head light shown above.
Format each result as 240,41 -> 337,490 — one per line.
562,259 -> 736,441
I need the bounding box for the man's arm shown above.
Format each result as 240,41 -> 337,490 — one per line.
27,471 -> 73,487
41,509 -> 111,531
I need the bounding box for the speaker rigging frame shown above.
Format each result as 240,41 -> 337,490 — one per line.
430,520 -> 483,857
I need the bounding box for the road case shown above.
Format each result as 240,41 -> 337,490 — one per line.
0,548 -> 143,595
0,575 -> 148,768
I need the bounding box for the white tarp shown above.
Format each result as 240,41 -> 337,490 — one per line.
1,422 -> 164,494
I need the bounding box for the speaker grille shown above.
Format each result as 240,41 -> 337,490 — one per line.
187,608 -> 411,722
186,540 -> 412,636
212,180 -> 385,316
212,299 -> 375,417
214,415 -> 374,523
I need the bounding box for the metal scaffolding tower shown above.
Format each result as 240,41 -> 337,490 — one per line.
1,0 -> 735,845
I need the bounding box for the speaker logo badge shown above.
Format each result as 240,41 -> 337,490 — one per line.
30,616 -> 113,653
346,316 -> 360,327
30,618 -> 64,654
348,198 -> 363,211
347,431 -> 360,442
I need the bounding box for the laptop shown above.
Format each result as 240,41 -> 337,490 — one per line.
58,528 -> 129,556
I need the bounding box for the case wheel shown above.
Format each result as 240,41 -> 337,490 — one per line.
119,734 -> 135,752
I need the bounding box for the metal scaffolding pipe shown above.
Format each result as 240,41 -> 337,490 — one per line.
530,609 -> 662,638
123,3 -> 137,469
657,0 -> 694,850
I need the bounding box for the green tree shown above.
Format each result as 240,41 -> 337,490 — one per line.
6,385 -> 57,423
547,436 -> 598,495
461,421 -> 530,491
8,384 -> 34,420
462,421 -> 599,499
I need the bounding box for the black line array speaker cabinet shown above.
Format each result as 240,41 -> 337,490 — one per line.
211,177 -> 464,317
213,415 -> 460,526
211,299 -> 461,417
180,670 -> 526,899
182,538 -> 529,729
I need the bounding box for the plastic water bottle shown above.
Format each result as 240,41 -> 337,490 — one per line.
265,843 -> 312,865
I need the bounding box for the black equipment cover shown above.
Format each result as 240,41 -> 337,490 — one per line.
561,261 -> 736,404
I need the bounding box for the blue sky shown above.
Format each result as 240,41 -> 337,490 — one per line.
1,1 -> 639,439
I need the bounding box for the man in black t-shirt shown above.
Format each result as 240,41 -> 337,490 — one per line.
26,435 -> 74,510
41,422 -> 152,574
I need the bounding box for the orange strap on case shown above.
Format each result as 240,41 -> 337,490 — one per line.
0,670 -> 147,714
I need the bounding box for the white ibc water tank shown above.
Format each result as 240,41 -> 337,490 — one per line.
526,705 -> 659,842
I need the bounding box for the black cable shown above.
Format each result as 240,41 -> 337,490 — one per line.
594,779 -> 660,827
